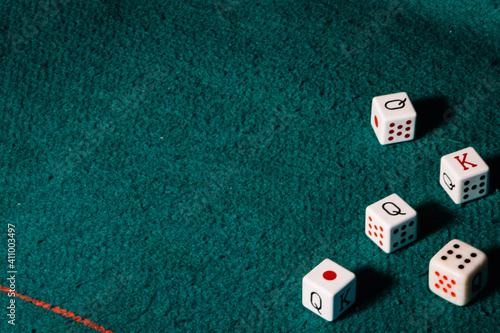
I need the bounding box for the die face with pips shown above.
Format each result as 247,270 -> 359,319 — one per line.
429,239 -> 488,306
365,194 -> 417,253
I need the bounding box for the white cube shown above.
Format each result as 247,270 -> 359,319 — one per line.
365,193 -> 417,253
429,239 -> 488,306
370,92 -> 417,145
440,147 -> 490,204
302,259 -> 356,321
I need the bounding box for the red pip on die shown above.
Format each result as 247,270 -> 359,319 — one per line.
302,259 -> 356,321
370,92 -> 417,145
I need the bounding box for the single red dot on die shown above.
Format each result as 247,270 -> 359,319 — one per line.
390,123 -> 395,127
405,127 -> 411,131
435,271 -> 440,277
379,240 -> 383,246
389,129 -> 394,134
323,270 -> 337,281
374,225 -> 378,230
443,276 -> 448,280
374,116 -> 379,127
388,136 -> 394,141
447,284 -> 452,288
443,288 -> 448,293
380,226 -> 383,231
451,280 -> 456,285
406,120 -> 412,125
369,224 -> 372,228
369,216 -> 372,221
397,125 -> 403,129
374,232 -> 378,237
404,134 -> 410,138
397,132 -> 402,136
451,292 -> 456,297
380,234 -> 383,239
368,231 -> 372,236
435,284 -> 440,289
439,280 -> 444,284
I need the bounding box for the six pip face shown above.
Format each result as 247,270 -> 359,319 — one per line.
429,239 -> 488,306
440,147 -> 490,204
304,102 -> 491,320
365,194 -> 418,253
370,92 -> 417,145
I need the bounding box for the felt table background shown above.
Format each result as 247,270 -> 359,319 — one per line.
1,0 -> 499,332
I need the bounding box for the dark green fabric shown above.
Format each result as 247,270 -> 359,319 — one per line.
1,0 -> 499,332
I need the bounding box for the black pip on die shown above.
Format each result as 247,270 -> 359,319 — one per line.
302,259 -> 356,321
440,147 -> 489,204
370,92 -> 417,145
365,194 -> 417,253
429,239 -> 488,306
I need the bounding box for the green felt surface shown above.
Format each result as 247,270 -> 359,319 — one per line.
1,0 -> 499,332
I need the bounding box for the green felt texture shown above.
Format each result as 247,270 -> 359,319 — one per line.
1,0 -> 499,332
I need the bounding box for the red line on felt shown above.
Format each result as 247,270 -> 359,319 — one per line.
0,285 -> 114,333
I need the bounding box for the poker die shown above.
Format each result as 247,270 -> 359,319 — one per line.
365,193 -> 418,253
429,239 -> 488,306
440,147 -> 490,204
302,259 -> 356,321
370,92 -> 417,145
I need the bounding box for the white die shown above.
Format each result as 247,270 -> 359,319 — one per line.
440,147 -> 490,204
365,193 -> 417,253
370,92 -> 417,145
302,259 -> 356,321
429,239 -> 488,306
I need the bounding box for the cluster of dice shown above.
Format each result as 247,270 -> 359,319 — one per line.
302,92 -> 490,321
